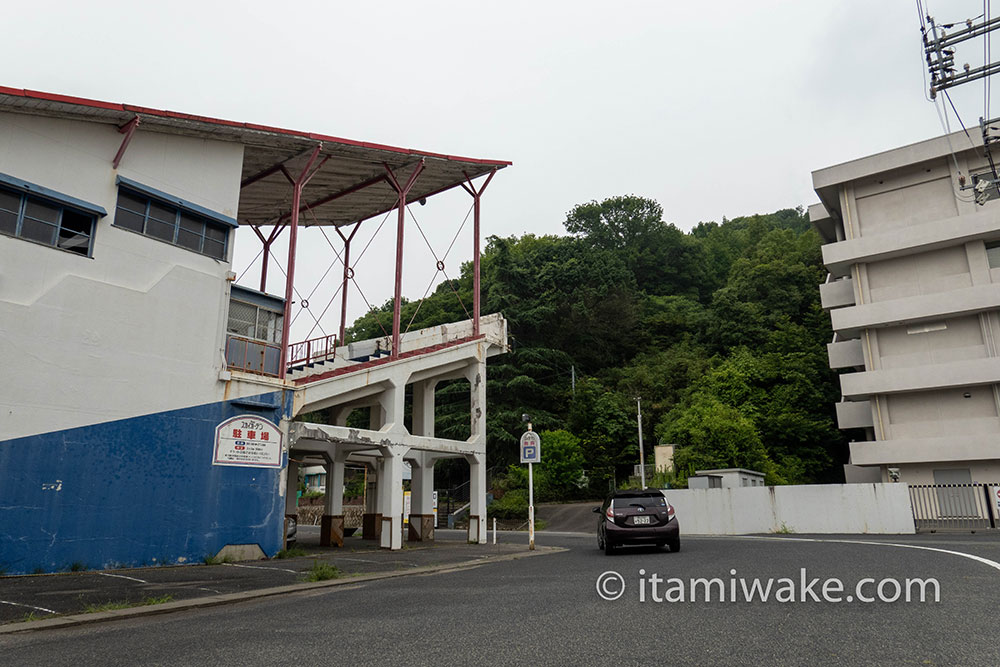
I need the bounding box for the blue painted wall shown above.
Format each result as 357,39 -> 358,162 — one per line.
0,390 -> 293,575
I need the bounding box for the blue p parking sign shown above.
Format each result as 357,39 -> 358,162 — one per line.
520,431 -> 541,463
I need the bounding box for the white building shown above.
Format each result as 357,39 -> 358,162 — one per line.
0,87 -> 508,574
812,130 -> 1000,487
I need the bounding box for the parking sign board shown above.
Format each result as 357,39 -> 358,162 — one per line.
520,431 -> 541,463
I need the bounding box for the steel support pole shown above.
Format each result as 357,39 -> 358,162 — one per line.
336,222 -> 361,344
278,145 -> 322,379
384,161 -> 425,357
462,170 -> 496,337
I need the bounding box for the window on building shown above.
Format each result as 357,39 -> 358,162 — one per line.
114,188 -> 229,260
227,300 -> 283,344
0,185 -> 97,256
986,240 -> 1000,269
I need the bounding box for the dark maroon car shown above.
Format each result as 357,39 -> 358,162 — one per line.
594,489 -> 680,555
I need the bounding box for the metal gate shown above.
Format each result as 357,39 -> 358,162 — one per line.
909,483 -> 1000,531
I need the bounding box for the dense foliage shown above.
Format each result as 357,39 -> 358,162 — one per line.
345,196 -> 849,496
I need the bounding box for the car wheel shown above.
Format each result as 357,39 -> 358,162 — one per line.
597,533 -> 605,550
668,537 -> 680,553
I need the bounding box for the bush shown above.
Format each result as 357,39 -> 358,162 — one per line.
304,560 -> 342,582
488,488 -> 529,520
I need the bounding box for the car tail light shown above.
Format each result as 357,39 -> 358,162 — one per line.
606,505 -> 615,520
666,504 -> 675,521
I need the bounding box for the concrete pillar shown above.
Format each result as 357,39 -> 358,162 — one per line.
369,402 -> 384,430
321,452 -> 346,547
466,452 -> 487,544
332,405 -> 351,427
408,454 -> 436,541
362,401 -> 385,541
362,461 -> 380,540
412,379 -> 437,438
379,379 -> 406,434
467,359 -> 487,446
465,359 -> 488,543
380,446 -> 408,550
284,459 -> 299,549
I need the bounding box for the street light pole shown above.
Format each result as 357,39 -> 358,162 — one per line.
636,397 -> 646,488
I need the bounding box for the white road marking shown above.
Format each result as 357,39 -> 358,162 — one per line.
97,572 -> 148,583
333,557 -> 378,564
221,562 -> 297,574
736,535 -> 1000,573
0,600 -> 57,614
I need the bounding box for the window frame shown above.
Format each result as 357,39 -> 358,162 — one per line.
112,179 -> 234,261
0,183 -> 100,258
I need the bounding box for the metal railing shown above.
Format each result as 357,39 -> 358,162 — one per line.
909,483 -> 1000,531
287,334 -> 339,369
225,334 -> 281,377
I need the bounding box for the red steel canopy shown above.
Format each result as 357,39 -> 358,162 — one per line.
0,86 -> 510,228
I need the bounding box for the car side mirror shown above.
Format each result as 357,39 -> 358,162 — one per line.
592,507 -> 601,513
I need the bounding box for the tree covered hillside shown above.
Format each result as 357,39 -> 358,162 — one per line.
346,196 -> 849,495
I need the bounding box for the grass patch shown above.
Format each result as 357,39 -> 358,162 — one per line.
203,554 -> 234,565
303,560 -> 342,582
83,595 -> 174,614
19,611 -> 47,622
140,594 -> 174,606
275,547 -> 308,559
83,600 -> 132,613
772,522 -> 795,534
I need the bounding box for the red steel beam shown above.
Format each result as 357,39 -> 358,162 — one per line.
336,222 -> 362,344
271,172 -> 390,226
384,160 -> 425,357
112,116 -> 141,169
279,144 -> 322,379
461,168 -> 497,337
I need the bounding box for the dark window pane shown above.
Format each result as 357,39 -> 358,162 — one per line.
0,190 -> 20,214
205,225 -> 227,242
146,218 -> 175,242
203,238 -> 226,259
117,192 -> 147,214
21,218 -> 56,245
115,208 -> 145,232
61,210 -> 93,235
180,214 -> 204,234
0,208 -> 16,235
148,202 -> 176,224
57,229 -> 90,255
24,199 -> 59,223
177,228 -> 202,251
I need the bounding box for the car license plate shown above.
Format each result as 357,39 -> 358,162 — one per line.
633,516 -> 650,525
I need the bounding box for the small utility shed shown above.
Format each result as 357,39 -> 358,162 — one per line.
687,468 -> 766,489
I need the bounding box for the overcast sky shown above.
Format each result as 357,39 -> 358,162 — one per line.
4,1 -> 995,340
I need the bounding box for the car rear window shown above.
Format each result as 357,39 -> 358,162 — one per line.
612,495 -> 666,509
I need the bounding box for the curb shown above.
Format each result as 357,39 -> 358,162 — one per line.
0,546 -> 566,635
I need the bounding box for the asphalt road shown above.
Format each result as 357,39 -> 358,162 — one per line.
3,530 -> 1000,666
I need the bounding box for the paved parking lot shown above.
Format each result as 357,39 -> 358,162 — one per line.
0,527 -> 532,625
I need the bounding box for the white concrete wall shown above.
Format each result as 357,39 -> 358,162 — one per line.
0,111 -> 277,441
661,483 -> 915,535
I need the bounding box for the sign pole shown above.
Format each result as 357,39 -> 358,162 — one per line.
637,397 -> 646,488
519,420 -> 540,552
528,460 -> 535,550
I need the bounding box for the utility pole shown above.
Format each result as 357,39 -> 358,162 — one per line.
920,9 -> 1000,201
571,365 -> 576,395
636,397 -> 646,489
